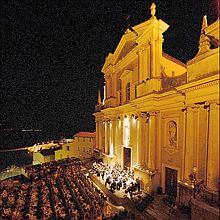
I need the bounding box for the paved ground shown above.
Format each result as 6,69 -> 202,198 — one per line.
146,195 -> 191,220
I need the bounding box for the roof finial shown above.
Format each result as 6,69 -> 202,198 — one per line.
97,90 -> 102,104
197,15 -> 210,55
201,15 -> 208,32
150,2 -> 156,17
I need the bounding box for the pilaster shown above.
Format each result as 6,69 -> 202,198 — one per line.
197,105 -> 209,181
104,122 -> 108,154
109,118 -> 116,156
138,48 -> 144,82
207,102 -> 219,190
184,106 -> 198,180
98,121 -> 103,151
150,38 -> 156,78
95,120 -> 99,149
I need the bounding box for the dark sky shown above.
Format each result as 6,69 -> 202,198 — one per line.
1,0 -> 218,136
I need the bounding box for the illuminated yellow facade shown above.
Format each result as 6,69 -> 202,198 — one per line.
94,3 -> 219,207
55,132 -> 96,160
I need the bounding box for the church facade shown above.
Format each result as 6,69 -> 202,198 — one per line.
94,3 -> 219,212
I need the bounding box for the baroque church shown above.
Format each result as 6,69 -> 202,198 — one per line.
94,3 -> 219,217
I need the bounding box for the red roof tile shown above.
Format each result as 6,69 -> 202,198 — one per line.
162,52 -> 186,67
74,131 -> 96,138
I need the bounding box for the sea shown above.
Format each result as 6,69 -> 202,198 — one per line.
0,129 -> 60,171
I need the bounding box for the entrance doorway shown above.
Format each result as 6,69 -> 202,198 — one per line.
123,147 -> 131,168
165,167 -> 178,197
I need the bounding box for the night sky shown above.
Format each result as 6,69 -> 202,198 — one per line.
1,0 -> 218,137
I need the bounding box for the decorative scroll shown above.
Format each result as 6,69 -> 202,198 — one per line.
161,71 -> 187,90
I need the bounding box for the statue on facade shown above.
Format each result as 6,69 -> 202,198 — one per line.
168,121 -> 177,146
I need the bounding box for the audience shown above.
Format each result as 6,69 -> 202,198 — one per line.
0,158 -> 105,220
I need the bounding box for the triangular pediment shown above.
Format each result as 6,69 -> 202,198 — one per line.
102,20 -> 151,74
102,17 -> 169,74
114,20 -> 153,63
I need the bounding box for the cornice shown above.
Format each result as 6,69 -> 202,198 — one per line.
181,80 -> 219,93
205,18 -> 219,35
177,74 -> 219,92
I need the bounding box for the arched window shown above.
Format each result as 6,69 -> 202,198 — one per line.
126,83 -> 130,102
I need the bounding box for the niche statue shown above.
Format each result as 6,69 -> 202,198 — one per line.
168,121 -> 177,147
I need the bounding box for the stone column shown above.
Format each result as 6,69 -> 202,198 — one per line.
142,118 -> 147,167
131,116 -> 138,166
182,110 -> 187,180
137,117 -> 143,165
98,121 -> 103,151
148,112 -> 157,170
109,119 -> 115,155
95,120 -> 99,149
104,122 -> 108,154
156,112 -> 162,172
120,119 -> 123,167
207,102 -> 219,190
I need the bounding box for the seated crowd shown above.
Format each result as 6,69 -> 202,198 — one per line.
0,158 -> 107,220
90,162 -> 141,198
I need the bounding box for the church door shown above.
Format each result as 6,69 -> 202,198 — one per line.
123,147 -> 131,168
165,167 -> 178,197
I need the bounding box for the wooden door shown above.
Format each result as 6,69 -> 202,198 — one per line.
124,147 -> 131,168
165,167 -> 178,197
